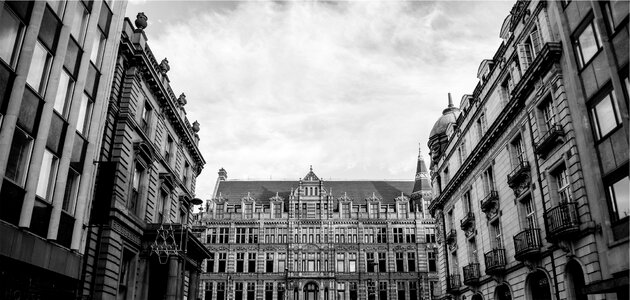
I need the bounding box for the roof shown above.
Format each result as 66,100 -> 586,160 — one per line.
214,180 -> 415,205
429,93 -> 461,139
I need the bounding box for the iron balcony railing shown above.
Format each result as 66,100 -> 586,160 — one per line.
534,124 -> 564,156
446,229 -> 457,244
544,202 -> 580,240
463,263 -> 480,285
484,248 -> 506,275
507,161 -> 530,186
460,212 -> 475,230
447,274 -> 461,292
480,191 -> 499,212
514,228 -> 542,260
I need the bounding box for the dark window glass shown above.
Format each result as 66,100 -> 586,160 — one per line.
64,38 -> 82,78
71,133 -> 86,171
0,62 -> 14,114
30,198 -> 52,237
6,1 -> 33,22
98,4 -> 112,36
47,113 -> 66,155
38,6 -> 61,52
0,5 -> 25,67
19,87 -> 43,135
81,0 -> 93,12
85,63 -> 99,97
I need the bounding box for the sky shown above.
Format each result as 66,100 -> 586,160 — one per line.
125,0 -> 515,199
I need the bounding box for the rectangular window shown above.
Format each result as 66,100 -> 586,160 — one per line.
219,228 -> 229,243
378,253 -> 386,272
425,228 -> 436,243
218,253 -> 226,272
523,196 -> 537,229
36,149 -> 59,201
266,253 -> 274,272
128,163 -> 143,214
511,135 -> 526,165
247,253 -> 256,273
540,97 -> 557,132
574,20 -> 601,69
164,135 -> 173,163
141,102 -> 151,133
53,70 -> 74,117
205,282 -> 213,300
76,93 -> 93,134
207,253 -> 215,273
236,228 -> 246,243
278,253 -> 286,272
468,239 -> 478,263
0,5 -> 25,67
349,253 -> 356,272
377,228 -> 387,243
397,282 -> 405,300
476,113 -> 487,139
407,252 -> 416,272
463,190 -> 472,214
393,228 -> 403,243
607,175 -> 629,221
337,282 -> 346,300
265,282 -> 273,300
349,282 -> 357,300
118,250 -> 135,299
236,253 -> 244,272
395,252 -> 404,272
379,282 -> 388,300
247,282 -> 255,300
366,253 -> 375,272
428,251 -> 436,272
70,2 -> 89,45
216,282 -> 226,300
554,165 -> 572,203
46,0 -> 66,18
62,168 -> 80,214
26,42 -> 52,94
490,221 -> 503,248
235,282 -> 244,300
590,90 -> 622,139
482,166 -> 495,194
156,190 -> 167,223
90,32 -> 106,68
5,127 -> 33,186
409,282 -> 418,300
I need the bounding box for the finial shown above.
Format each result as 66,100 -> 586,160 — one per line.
178,93 -> 187,106
135,12 -> 148,30
192,120 -> 200,133
448,92 -> 453,108
310,165 -> 313,172
159,58 -> 170,74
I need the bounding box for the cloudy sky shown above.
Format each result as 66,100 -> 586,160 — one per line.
125,0 -> 514,199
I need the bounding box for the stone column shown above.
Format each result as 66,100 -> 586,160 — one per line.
166,256 -> 180,300
187,268 -> 199,300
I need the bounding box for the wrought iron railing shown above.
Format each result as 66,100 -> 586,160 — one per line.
447,274 -> 461,292
460,212 -> 475,230
507,161 -> 530,185
463,263 -> 480,285
534,124 -> 564,156
484,248 -> 506,275
480,191 -> 499,212
545,202 -> 579,239
514,228 -> 542,260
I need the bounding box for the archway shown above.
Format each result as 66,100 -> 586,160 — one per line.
494,283 -> 512,300
472,293 -> 483,300
566,260 -> 587,300
303,282 -> 319,300
526,270 -> 552,300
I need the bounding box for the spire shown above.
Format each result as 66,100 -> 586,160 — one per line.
448,92 -> 453,107
411,145 -> 431,200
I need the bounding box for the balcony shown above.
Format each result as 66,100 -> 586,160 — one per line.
534,124 -> 564,158
447,274 -> 461,293
463,263 -> 480,286
506,161 -> 531,196
460,212 -> 475,237
544,202 -> 579,241
484,248 -> 506,275
514,228 -> 542,261
445,229 -> 457,244
480,191 -> 499,220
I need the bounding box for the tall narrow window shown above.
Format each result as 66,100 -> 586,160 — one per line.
428,251 -> 436,272
348,253 -> 356,272
590,90 -> 622,139
574,20 -> 601,68
482,166 -> 495,194
554,165 -> 572,203
235,282 -> 244,300
216,282 -> 226,300
407,252 -> 416,272
462,190 -> 472,214
607,175 -> 630,221
425,228 -> 436,243
266,253 -> 274,272
247,253 -> 256,273
128,163 -> 143,214
476,113 -> 487,139
70,2 -> 89,45
397,282 -> 405,300
118,251 -> 135,299
53,70 -> 74,116
393,228 -> 403,243
217,253 -> 227,272
540,97 -> 556,132
511,135 -> 526,165
366,253 -> 375,272
62,169 -> 80,214
336,253 -> 345,272
164,135 -> 173,163
5,127 -> 33,186
36,149 -> 59,201
236,253 -> 245,272
247,283 -> 255,300
379,282 -> 388,300
395,253 -> 404,272
0,5 -> 25,67
490,221 -> 503,248
90,32 -> 106,68
141,102 -> 151,133
26,42 -> 52,94
409,282 -> 418,300
378,253 -> 386,272
157,190 -> 167,223
523,197 -> 537,229
76,93 -> 93,134
207,253 -> 215,273
265,282 -> 273,300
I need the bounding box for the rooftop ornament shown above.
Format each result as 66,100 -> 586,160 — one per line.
192,120 -> 200,133
159,58 -> 170,74
178,93 -> 187,106
135,12 -> 148,30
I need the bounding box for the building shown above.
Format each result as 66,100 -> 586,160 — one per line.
80,13 -> 210,300
0,0 -> 127,298
426,1 -> 628,300
195,157 -> 437,300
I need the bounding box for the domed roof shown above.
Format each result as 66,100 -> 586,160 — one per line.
429,93 -> 461,138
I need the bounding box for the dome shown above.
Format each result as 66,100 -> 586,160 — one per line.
429,93 -> 461,138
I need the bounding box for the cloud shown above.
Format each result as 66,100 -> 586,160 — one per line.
145,1 -> 513,198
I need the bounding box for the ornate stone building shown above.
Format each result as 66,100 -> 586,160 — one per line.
427,1 -> 628,300
195,154 -> 437,300
0,0 -> 126,298
81,14 -> 209,300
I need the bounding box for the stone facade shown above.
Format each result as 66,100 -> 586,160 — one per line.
0,0 -> 127,298
427,1 -> 628,300
194,157 -> 437,300
80,15 -> 209,300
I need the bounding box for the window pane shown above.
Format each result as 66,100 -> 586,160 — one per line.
26,42 -> 51,94
47,112 -> 66,154
610,176 -> 630,220
6,1 -> 32,22
64,38 -> 82,78
98,5 -> 112,36
76,93 -> 92,134
5,127 -> 33,186
70,3 -> 89,45
0,6 -> 23,66
578,24 -> 599,66
62,169 -> 80,214
0,61 -> 14,113
54,71 -> 73,116
90,32 -> 106,68
36,150 -> 58,200
593,94 -> 620,138
38,6 -> 61,52
85,63 -> 99,97
46,0 -> 66,18
71,133 -> 86,171
18,87 -> 42,135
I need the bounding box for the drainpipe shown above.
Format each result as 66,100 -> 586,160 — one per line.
439,208 -> 451,298
526,112 -> 561,300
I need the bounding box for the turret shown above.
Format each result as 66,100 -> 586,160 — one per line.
410,145 -> 432,211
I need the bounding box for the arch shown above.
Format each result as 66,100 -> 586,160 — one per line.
303,282 -> 319,300
494,283 -> 512,300
565,260 -> 587,300
472,293 -> 484,300
525,269 -> 552,300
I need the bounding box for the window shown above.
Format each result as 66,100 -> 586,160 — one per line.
217,253 -> 226,272
36,149 -> 59,201
76,93 -> 93,134
409,282 -> 418,300
141,102 -> 151,133
165,135 -> 173,163
603,1 -> 627,33
366,253 -> 375,272
518,27 -> 542,72
395,253 -> 404,272
574,21 -> 601,68
511,135 -> 526,165
378,253 -> 386,272
46,0 -> 66,17
462,190 -> 472,214
0,5 -> 25,67
70,2 -> 89,45
337,283 -> 346,300
490,221 -> 503,248
539,97 -> 556,131
216,282 -> 226,300
128,163 -> 143,214
379,282 -> 388,300
468,238 -> 478,263
236,228 -> 246,243
183,161 -> 190,187
482,166 -> 495,195
205,282 -> 213,300
590,91 -> 622,139
393,228 -> 403,243
156,190 -> 167,223
265,253 -> 274,272
218,228 -> 229,243
425,228 -> 436,243
265,282 -> 273,300
90,32 -> 106,68
247,253 -> 256,273
53,70 -> 74,116
348,253 -> 356,272
84,63 -> 99,98
397,282 -> 405,300
236,253 -> 244,272
235,282 -> 244,300
407,252 -> 416,272
118,250 -> 135,299
523,196 -> 537,229
273,202 -> 282,218
207,253 -> 215,273
62,169 -> 80,214
337,253 -> 345,272
377,228 -> 387,243
607,175 -> 629,221
26,42 -> 52,94
553,165 -> 572,203
428,251 -> 436,272
349,282 -> 357,300
5,127 -> 33,186
476,113 -> 487,139
405,228 -> 415,243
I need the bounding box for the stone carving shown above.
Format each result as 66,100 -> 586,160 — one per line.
159,58 -> 170,74
178,93 -> 187,106
192,120 -> 200,133
135,12 -> 148,30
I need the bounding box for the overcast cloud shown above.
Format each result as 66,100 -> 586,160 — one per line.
127,1 -> 514,199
